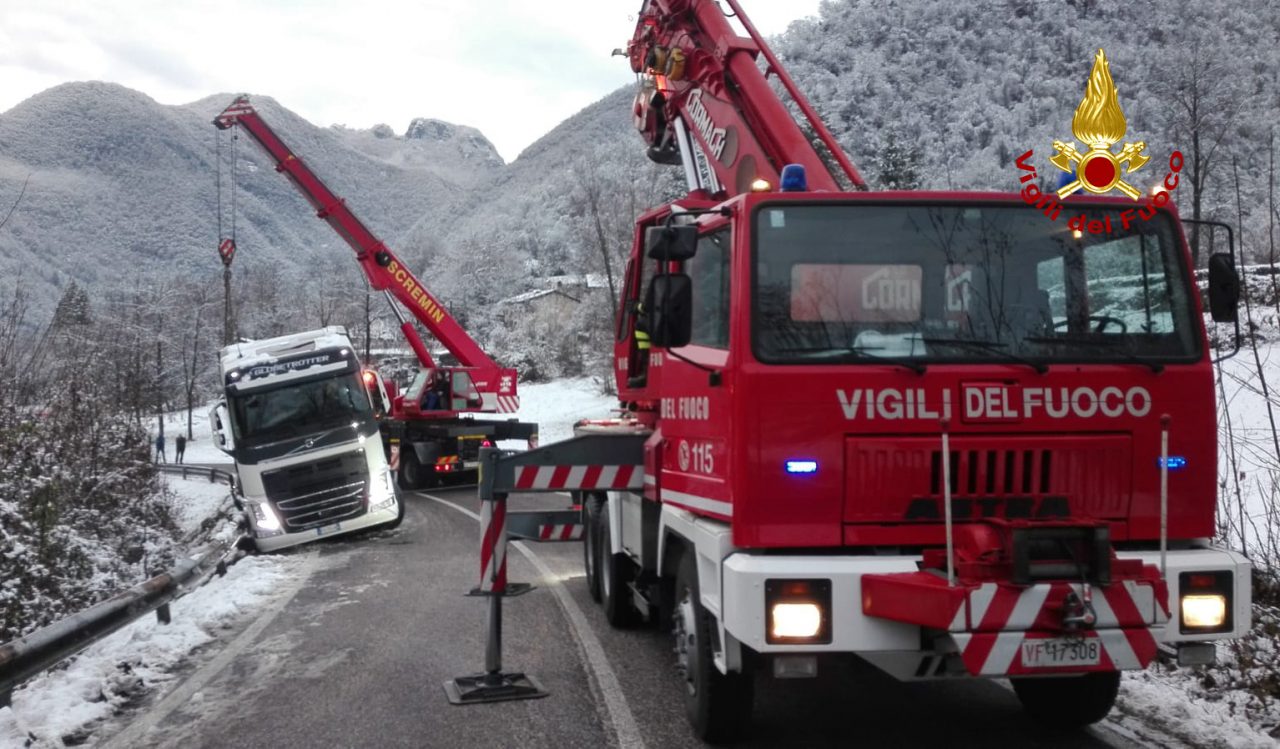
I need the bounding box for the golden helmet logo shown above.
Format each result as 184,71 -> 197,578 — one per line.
1051,49 -> 1149,200
1013,48 -> 1183,235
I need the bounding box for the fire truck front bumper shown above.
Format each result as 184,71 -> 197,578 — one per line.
720,545 -> 1250,678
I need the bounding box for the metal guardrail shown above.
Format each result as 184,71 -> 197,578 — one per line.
0,464 -> 243,707
158,463 -> 237,489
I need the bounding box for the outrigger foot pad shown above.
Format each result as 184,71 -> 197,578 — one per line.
444,672 -> 549,705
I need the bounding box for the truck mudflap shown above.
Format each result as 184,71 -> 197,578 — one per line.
861,521 -> 1169,676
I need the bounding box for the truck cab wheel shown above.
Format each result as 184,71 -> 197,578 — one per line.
583,493 -> 604,603
597,499 -> 641,627
1012,671 -> 1119,728
674,551 -> 752,743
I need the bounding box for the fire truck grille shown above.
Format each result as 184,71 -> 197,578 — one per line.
844,434 -> 1131,523
929,448 -> 1053,496
263,451 -> 369,532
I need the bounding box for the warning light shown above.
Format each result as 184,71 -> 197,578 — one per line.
481,440 -> 493,448
785,460 -> 818,475
780,164 -> 808,192
1157,456 -> 1187,470
362,370 -> 376,385
750,178 -> 772,192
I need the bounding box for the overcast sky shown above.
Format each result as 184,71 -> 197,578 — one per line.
0,0 -> 824,162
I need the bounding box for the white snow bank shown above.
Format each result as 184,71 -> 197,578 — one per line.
0,554 -> 305,747
164,475 -> 233,539
1117,669 -> 1276,748
500,376 -> 620,446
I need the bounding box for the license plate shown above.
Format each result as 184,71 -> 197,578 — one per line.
315,521 -> 342,537
1020,637 -> 1101,668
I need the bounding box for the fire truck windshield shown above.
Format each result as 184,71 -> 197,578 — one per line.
230,373 -> 373,446
752,203 -> 1200,366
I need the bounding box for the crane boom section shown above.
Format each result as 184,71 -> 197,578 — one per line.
214,97 -> 498,371
627,0 -> 865,196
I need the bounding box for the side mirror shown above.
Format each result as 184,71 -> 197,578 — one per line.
645,224 -> 698,261
209,402 -> 236,453
1207,252 -> 1239,323
644,274 -> 693,348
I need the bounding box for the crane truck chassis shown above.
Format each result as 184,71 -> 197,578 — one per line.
457,0 -> 1252,742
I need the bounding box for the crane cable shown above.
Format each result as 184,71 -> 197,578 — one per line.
214,125 -> 239,253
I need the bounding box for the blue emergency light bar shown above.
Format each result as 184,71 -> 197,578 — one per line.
1158,456 -> 1188,470
785,460 -> 818,474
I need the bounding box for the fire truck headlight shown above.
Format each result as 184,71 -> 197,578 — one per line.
1182,595 -> 1227,629
765,579 -> 832,644
771,604 -> 821,639
1179,571 -> 1233,634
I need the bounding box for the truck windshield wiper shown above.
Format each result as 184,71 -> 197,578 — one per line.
916,338 -> 1048,374
1021,335 -> 1164,373
777,345 -> 926,374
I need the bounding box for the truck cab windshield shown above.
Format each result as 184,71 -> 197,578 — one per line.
231,373 -> 373,447
752,204 -> 1200,366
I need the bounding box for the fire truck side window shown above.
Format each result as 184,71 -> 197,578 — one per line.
689,229 -> 731,348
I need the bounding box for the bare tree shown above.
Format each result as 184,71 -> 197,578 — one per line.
0,173 -> 31,233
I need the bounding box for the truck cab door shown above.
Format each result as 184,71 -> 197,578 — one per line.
209,401 -> 236,453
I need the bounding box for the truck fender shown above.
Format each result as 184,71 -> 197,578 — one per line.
658,504 -> 744,673
405,440 -> 443,466
605,490 -> 626,556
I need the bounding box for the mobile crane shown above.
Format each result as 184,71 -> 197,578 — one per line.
214,97 -> 535,490
478,0 -> 1252,740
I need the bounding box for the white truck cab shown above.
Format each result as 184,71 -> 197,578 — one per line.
210,326 -> 402,552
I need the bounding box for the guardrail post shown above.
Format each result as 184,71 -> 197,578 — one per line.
155,603 -> 171,625
444,448 -> 547,705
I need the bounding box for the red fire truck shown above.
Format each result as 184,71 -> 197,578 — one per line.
473,0 -> 1250,740
214,97 -> 536,490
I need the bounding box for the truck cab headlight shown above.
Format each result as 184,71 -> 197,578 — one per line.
1179,571 -> 1233,634
251,500 -> 283,536
766,579 -> 832,644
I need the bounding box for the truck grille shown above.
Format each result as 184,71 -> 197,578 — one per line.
262,450 -> 369,532
844,434 -> 1132,524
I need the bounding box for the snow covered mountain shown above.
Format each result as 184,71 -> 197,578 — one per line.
0,83 -> 488,321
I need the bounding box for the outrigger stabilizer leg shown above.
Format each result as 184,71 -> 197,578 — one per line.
444,449 -> 548,705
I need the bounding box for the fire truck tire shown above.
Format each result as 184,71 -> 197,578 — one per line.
398,449 -> 425,490
598,501 -> 641,627
583,493 -> 604,603
674,552 -> 752,743
1011,671 -> 1119,727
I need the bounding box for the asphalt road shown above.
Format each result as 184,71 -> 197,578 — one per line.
102,486 -> 1146,749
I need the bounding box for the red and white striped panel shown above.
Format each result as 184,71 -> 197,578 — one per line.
496,395 -> 520,413
478,499 -> 507,594
537,524 -> 585,541
945,580 -> 1165,676
388,444 -> 400,472
513,464 -> 643,491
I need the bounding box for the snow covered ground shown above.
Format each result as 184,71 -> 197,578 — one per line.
497,376 -> 620,446
0,553 -> 308,747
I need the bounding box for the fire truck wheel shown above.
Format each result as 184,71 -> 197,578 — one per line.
398,449 -> 424,490
583,493 -> 604,603
1011,671 -> 1119,728
674,551 -> 753,743
598,500 -> 641,627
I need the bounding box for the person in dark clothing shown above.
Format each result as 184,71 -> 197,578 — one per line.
155,433 -> 166,463
175,434 -> 187,464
